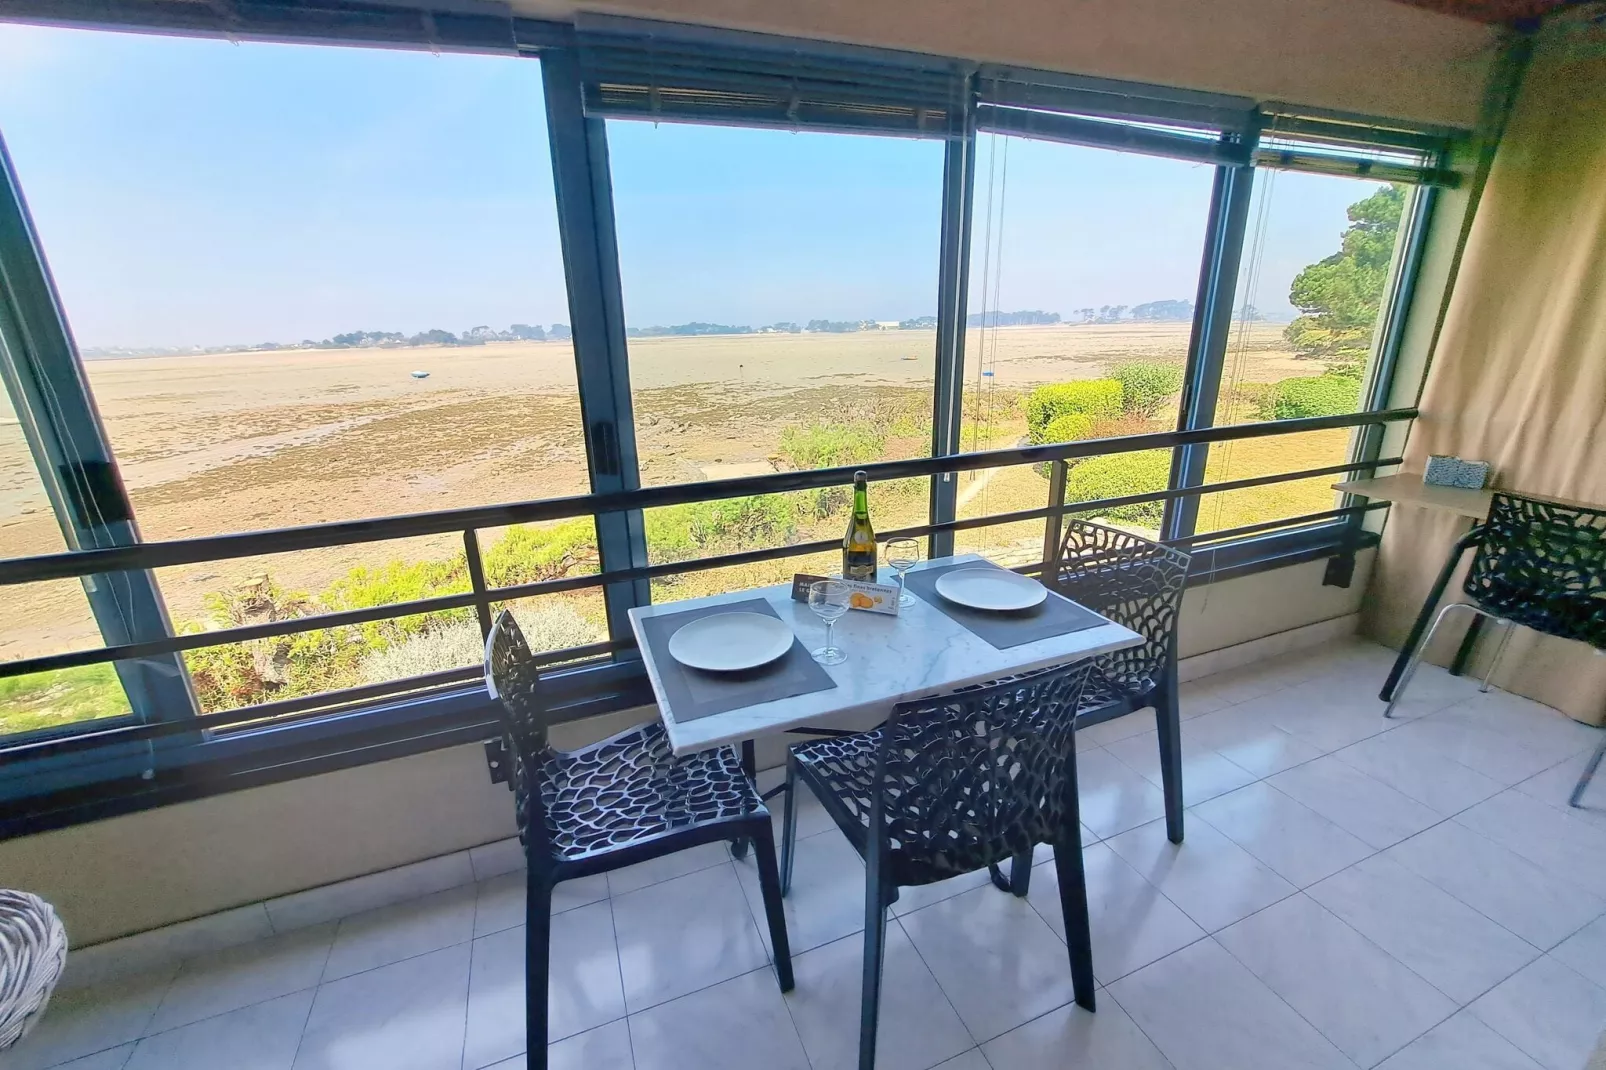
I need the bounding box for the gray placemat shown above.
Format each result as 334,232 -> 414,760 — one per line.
638,597 -> 837,723
903,560 -> 1109,650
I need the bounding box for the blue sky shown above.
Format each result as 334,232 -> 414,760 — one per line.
0,23 -> 1380,350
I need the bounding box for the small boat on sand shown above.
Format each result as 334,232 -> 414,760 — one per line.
410,371 -> 430,379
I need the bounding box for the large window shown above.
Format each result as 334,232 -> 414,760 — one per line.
607,121 -> 943,600
957,129 -> 1215,561
0,25 -> 603,722
1195,162 -> 1419,537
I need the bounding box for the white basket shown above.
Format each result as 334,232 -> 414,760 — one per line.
0,891 -> 68,1051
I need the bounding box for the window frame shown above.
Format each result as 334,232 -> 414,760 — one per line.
0,7 -> 1459,834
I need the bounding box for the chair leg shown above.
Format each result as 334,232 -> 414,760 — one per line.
1009,850 -> 1033,896
1479,620 -> 1515,693
1053,835 -> 1096,1011
525,871 -> 554,1070
1571,735 -> 1606,808
858,881 -> 890,1070
1385,602 -> 1481,719
780,757 -> 799,896
749,824 -> 795,992
731,740 -> 757,861
1155,652 -> 1185,844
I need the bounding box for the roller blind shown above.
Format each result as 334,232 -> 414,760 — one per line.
573,17 -> 970,138
1255,105 -> 1463,186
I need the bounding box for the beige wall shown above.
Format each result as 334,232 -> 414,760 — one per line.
521,0 -> 1497,127
0,553 -> 1367,945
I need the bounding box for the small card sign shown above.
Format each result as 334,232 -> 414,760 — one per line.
789,573 -> 901,615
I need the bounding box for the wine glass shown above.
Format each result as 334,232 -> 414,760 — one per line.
885,537 -> 921,607
807,579 -> 850,666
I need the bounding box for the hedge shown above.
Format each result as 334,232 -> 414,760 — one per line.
1062,449 -> 1171,527
1110,361 -> 1184,417
1257,372 -> 1363,420
1032,411 -> 1095,447
1025,380 -> 1123,439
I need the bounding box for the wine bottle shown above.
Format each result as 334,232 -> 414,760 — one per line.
843,470 -> 877,581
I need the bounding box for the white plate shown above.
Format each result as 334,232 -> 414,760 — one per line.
934,568 -> 1048,612
667,612 -> 794,672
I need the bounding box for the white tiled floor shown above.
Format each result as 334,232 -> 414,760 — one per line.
7,640 -> 1606,1070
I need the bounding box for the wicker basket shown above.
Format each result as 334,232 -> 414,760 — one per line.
0,890 -> 68,1051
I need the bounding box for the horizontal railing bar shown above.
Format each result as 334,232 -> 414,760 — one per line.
1166,501 -> 1388,546
0,454 -> 1399,681
0,408 -> 1413,587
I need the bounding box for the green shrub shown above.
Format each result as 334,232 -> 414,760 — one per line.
482,519 -> 597,588
1062,449 -> 1172,527
1026,380 -> 1123,439
646,495 -> 797,562
1032,411 -> 1095,447
1257,372 -> 1363,420
1111,361 -> 1184,417
778,421 -> 885,471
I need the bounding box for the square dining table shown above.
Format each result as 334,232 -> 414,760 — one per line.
628,553 -> 1145,757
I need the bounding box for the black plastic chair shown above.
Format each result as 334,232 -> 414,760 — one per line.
1383,492 -> 1606,805
484,610 -> 793,1070
781,661 -> 1098,1070
1051,521 -> 1191,842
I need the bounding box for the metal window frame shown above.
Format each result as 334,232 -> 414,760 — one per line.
0,4 -> 1463,835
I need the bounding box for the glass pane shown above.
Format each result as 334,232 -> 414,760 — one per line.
957,132 -> 1215,555
0,388 -> 134,734
0,26 -> 595,711
608,121 -> 942,579
1197,173 -> 1413,536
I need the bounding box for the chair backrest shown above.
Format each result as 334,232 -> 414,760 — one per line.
485,609 -> 553,759
869,661 -> 1093,880
1465,492 -> 1606,649
1053,520 -> 1190,696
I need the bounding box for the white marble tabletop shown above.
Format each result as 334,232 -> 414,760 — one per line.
627,554 -> 1144,756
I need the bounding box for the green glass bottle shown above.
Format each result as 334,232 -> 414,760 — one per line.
842,470 -> 877,581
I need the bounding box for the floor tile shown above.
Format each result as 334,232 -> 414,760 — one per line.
510,1020 -> 635,1070
783,924 -> 973,1070
886,866 -> 994,918
1027,842 -> 1205,983
1103,730 -> 1258,807
1332,729 -> 1504,816
1443,691 -> 1604,765
735,826 -> 864,955
1455,790 -> 1606,891
293,942 -> 470,1070
1269,756 -> 1444,849
1468,956 -> 1606,1070
322,884 -> 476,982
981,996 -> 1172,1070
1259,678 -> 1402,752
123,989 -> 313,1070
759,771 -> 837,843
628,968 -> 809,1070
1513,752 -> 1606,828
469,839 -> 526,882
605,841 -> 731,897
37,1044 -> 138,1070
462,900 -> 625,1068
264,853 -> 474,935
1191,782 -> 1374,888
1186,663 -> 1289,707
1178,678 -> 1233,719
1106,817 -> 1295,933
1552,915 -> 1606,990
473,871 -> 610,939
1392,714 -> 1561,787
0,965 -> 176,1070
1079,708 -> 1157,747
928,1052 -> 990,1070
1108,937 -> 1354,1070
1385,821 -> 1605,950
898,882 -> 1081,1042
1217,893 -> 1456,1067
1308,855 -> 1539,1004
1074,747 -> 1168,839
611,862 -> 768,1013
148,924 -> 333,1035
1182,704 -> 1323,778
1375,1011 -> 1543,1070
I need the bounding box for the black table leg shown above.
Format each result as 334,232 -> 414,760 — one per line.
1448,614 -> 1485,677
732,739 -> 757,860
1381,526 -> 1484,702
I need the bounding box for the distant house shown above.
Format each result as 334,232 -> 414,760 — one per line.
874,321 -> 901,330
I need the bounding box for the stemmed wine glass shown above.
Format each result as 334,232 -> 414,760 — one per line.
885,537 -> 921,607
807,579 -> 850,666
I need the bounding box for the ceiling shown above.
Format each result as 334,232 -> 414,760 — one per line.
1386,0 -> 1579,23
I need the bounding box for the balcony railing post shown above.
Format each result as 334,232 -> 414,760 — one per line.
1041,458 -> 1068,578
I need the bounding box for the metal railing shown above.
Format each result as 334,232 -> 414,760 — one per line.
0,406 -> 1411,758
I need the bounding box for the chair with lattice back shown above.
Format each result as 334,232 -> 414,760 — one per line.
1384,492 -> 1606,805
484,610 -> 793,1070
1053,521 -> 1191,834
782,661 -> 1098,1070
